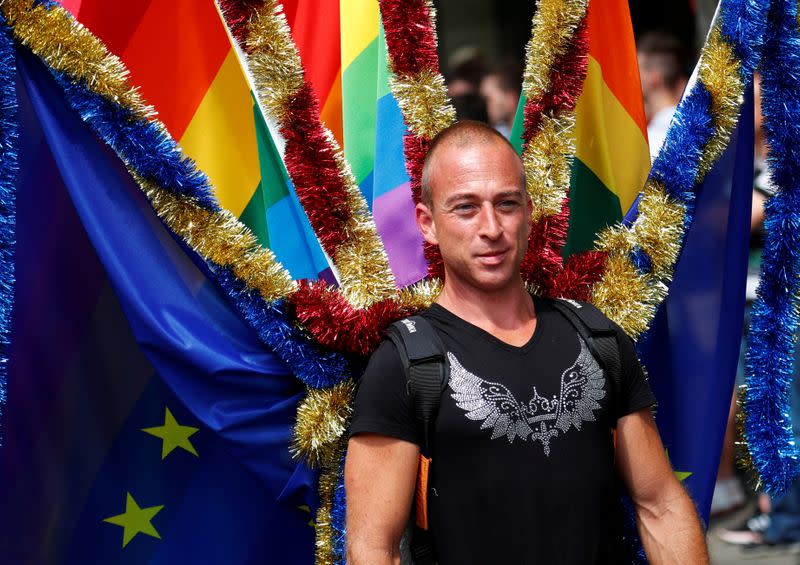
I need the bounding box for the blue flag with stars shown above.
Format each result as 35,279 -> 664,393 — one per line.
0,44 -> 315,563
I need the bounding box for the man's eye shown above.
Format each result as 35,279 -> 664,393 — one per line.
454,203 -> 476,212
498,200 -> 521,209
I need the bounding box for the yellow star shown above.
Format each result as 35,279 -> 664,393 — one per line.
104,493 -> 164,547
142,407 -> 199,459
299,504 -> 315,527
666,449 -> 692,482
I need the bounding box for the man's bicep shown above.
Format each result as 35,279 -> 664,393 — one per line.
615,408 -> 679,505
345,434 -> 419,560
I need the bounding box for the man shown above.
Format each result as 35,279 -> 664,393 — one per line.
345,121 -> 707,564
637,32 -> 690,161
479,63 -> 521,139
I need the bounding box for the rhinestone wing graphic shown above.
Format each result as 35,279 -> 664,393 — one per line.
447,338 -> 606,455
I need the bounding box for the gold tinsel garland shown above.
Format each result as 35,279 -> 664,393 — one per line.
292,380 -> 356,468
520,0 -> 588,225
314,455 -> 345,565
522,0 -> 589,103
2,1 -> 151,119
591,19 -> 747,338
2,0 -> 298,304
383,0 -> 456,142
696,29 -> 745,178
591,181 -> 687,337
240,0 -> 397,308
389,64 -> 456,141
735,385 -> 759,488
397,277 -> 442,310
523,114 -> 577,223
138,174 -> 296,300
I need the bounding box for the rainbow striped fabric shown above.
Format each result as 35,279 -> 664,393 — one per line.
66,0 -> 425,287
64,0 -> 331,282
340,0 -> 426,286
511,0 -> 650,257
564,0 -> 650,256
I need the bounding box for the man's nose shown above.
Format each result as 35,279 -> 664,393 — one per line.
478,202 -> 502,239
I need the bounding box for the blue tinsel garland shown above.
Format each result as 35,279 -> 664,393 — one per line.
331,455 -> 347,565
0,16 -> 19,446
215,268 -> 349,389
744,0 -> 800,495
52,72 -> 220,211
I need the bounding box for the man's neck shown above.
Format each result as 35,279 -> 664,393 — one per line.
436,276 -> 535,336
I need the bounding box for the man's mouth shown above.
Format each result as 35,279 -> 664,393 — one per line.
476,249 -> 508,265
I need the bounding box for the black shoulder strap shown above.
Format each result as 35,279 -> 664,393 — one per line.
550,298 -> 623,421
386,316 -> 448,458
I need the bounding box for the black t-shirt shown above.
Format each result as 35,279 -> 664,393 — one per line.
350,296 -> 656,565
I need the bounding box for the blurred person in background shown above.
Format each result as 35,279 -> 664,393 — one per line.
445,46 -> 491,123
445,46 -> 487,98
637,31 -> 690,161
479,61 -> 522,138
450,93 -> 489,123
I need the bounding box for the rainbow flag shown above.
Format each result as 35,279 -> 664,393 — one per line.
511,0 -> 650,257
341,0 -> 426,286
565,0 -> 650,256
64,0 -> 330,282
283,0 -> 344,148
68,0 -> 425,286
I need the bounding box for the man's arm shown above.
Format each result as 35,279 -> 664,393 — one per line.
615,408 -> 709,564
345,433 -> 419,565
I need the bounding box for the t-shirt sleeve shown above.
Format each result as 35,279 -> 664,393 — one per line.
349,339 -> 420,445
613,325 -> 657,420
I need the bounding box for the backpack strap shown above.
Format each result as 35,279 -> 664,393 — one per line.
550,298 -> 623,422
386,315 -> 449,458
387,316 -> 447,564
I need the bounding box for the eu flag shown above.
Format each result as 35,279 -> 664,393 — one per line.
1,42 -> 315,564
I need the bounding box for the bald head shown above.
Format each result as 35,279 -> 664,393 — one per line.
421,120 -> 525,208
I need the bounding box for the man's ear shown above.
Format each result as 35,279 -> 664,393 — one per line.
416,202 -> 438,246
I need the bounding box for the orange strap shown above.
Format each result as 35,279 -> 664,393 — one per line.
415,454 -> 432,530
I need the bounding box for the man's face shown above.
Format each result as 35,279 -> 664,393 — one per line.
417,139 -> 531,294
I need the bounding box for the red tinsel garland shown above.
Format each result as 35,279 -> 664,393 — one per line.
217,0 -> 262,50
520,15 -> 593,297
291,281 -> 413,356
379,0 -> 439,75
280,83 -> 350,254
557,250 -> 609,301
402,134 -> 445,278
381,0 -> 448,278
520,204 -> 571,291
218,0 -> 377,263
